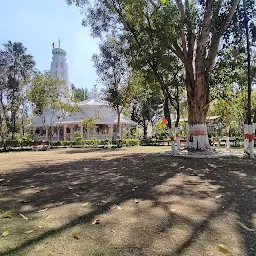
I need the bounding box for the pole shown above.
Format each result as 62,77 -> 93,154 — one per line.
243,0 -> 252,125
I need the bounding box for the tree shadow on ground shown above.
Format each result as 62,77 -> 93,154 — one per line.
0,151 -> 255,256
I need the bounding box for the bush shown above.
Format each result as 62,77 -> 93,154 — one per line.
101,138 -> 111,147
82,139 -> 99,147
49,141 -> 61,147
112,139 -> 140,148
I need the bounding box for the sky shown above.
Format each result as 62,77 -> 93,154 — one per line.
0,0 -> 100,90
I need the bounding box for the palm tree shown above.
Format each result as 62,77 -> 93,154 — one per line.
1,41 -> 35,138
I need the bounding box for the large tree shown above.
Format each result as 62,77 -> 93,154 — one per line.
66,0 -> 243,151
0,41 -> 35,139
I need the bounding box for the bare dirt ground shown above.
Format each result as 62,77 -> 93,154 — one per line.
0,147 -> 255,256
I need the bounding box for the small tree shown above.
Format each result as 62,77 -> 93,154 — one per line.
81,116 -> 99,139
93,38 -> 135,139
27,72 -> 78,141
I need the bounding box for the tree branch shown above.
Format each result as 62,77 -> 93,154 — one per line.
207,0 -> 239,72
175,0 -> 188,58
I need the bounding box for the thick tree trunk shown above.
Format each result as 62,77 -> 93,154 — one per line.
186,73 -> 210,151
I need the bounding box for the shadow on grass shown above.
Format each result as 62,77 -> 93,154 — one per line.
0,151 -> 255,256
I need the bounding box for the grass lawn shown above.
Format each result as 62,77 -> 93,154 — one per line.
0,147 -> 255,256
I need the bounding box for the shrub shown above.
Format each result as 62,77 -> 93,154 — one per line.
82,139 -> 98,147
101,138 -> 111,147
112,139 -> 140,147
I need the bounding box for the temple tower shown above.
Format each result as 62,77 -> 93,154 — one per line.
49,41 -> 70,92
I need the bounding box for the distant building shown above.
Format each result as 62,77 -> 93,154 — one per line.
28,44 -> 136,141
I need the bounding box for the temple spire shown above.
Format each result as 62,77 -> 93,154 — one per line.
58,39 -> 61,48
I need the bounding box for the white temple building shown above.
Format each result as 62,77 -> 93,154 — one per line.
28,44 -> 137,141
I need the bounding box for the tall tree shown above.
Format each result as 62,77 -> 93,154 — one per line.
66,0 -> 244,151
0,41 -> 35,139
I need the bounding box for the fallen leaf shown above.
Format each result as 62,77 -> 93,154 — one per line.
37,208 -> 48,213
44,214 -> 51,220
0,178 -> 4,182
72,232 -> 79,239
215,195 -> 222,199
68,187 -> 73,190
101,200 -> 108,204
1,230 -> 9,237
217,244 -> 231,255
24,230 -> 34,234
2,213 -> 12,218
81,202 -> 89,207
92,219 -> 100,225
19,213 -> 29,221
135,199 -> 139,204
237,221 -> 255,232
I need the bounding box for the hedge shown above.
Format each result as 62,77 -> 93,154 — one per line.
0,138 -> 140,149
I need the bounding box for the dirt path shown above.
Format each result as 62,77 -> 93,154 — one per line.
0,147 -> 255,256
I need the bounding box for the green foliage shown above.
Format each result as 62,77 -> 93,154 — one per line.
81,116 -> 98,129
71,84 -> 88,102
0,41 -> 35,138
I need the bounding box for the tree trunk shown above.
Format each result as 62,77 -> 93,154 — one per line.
117,110 -> 121,140
186,72 -> 210,151
226,125 -> 230,150
175,92 -> 180,150
164,95 -> 176,155
142,117 -> 147,139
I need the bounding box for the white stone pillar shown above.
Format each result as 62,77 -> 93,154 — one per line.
71,125 -> 74,141
64,125 -> 67,141
80,125 -> 83,139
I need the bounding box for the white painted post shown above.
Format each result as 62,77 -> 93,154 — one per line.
175,127 -> 181,150
249,124 -> 255,159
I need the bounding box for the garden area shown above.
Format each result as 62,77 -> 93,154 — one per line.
0,147 -> 255,256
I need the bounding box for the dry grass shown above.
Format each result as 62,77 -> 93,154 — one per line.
0,147 -> 255,256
